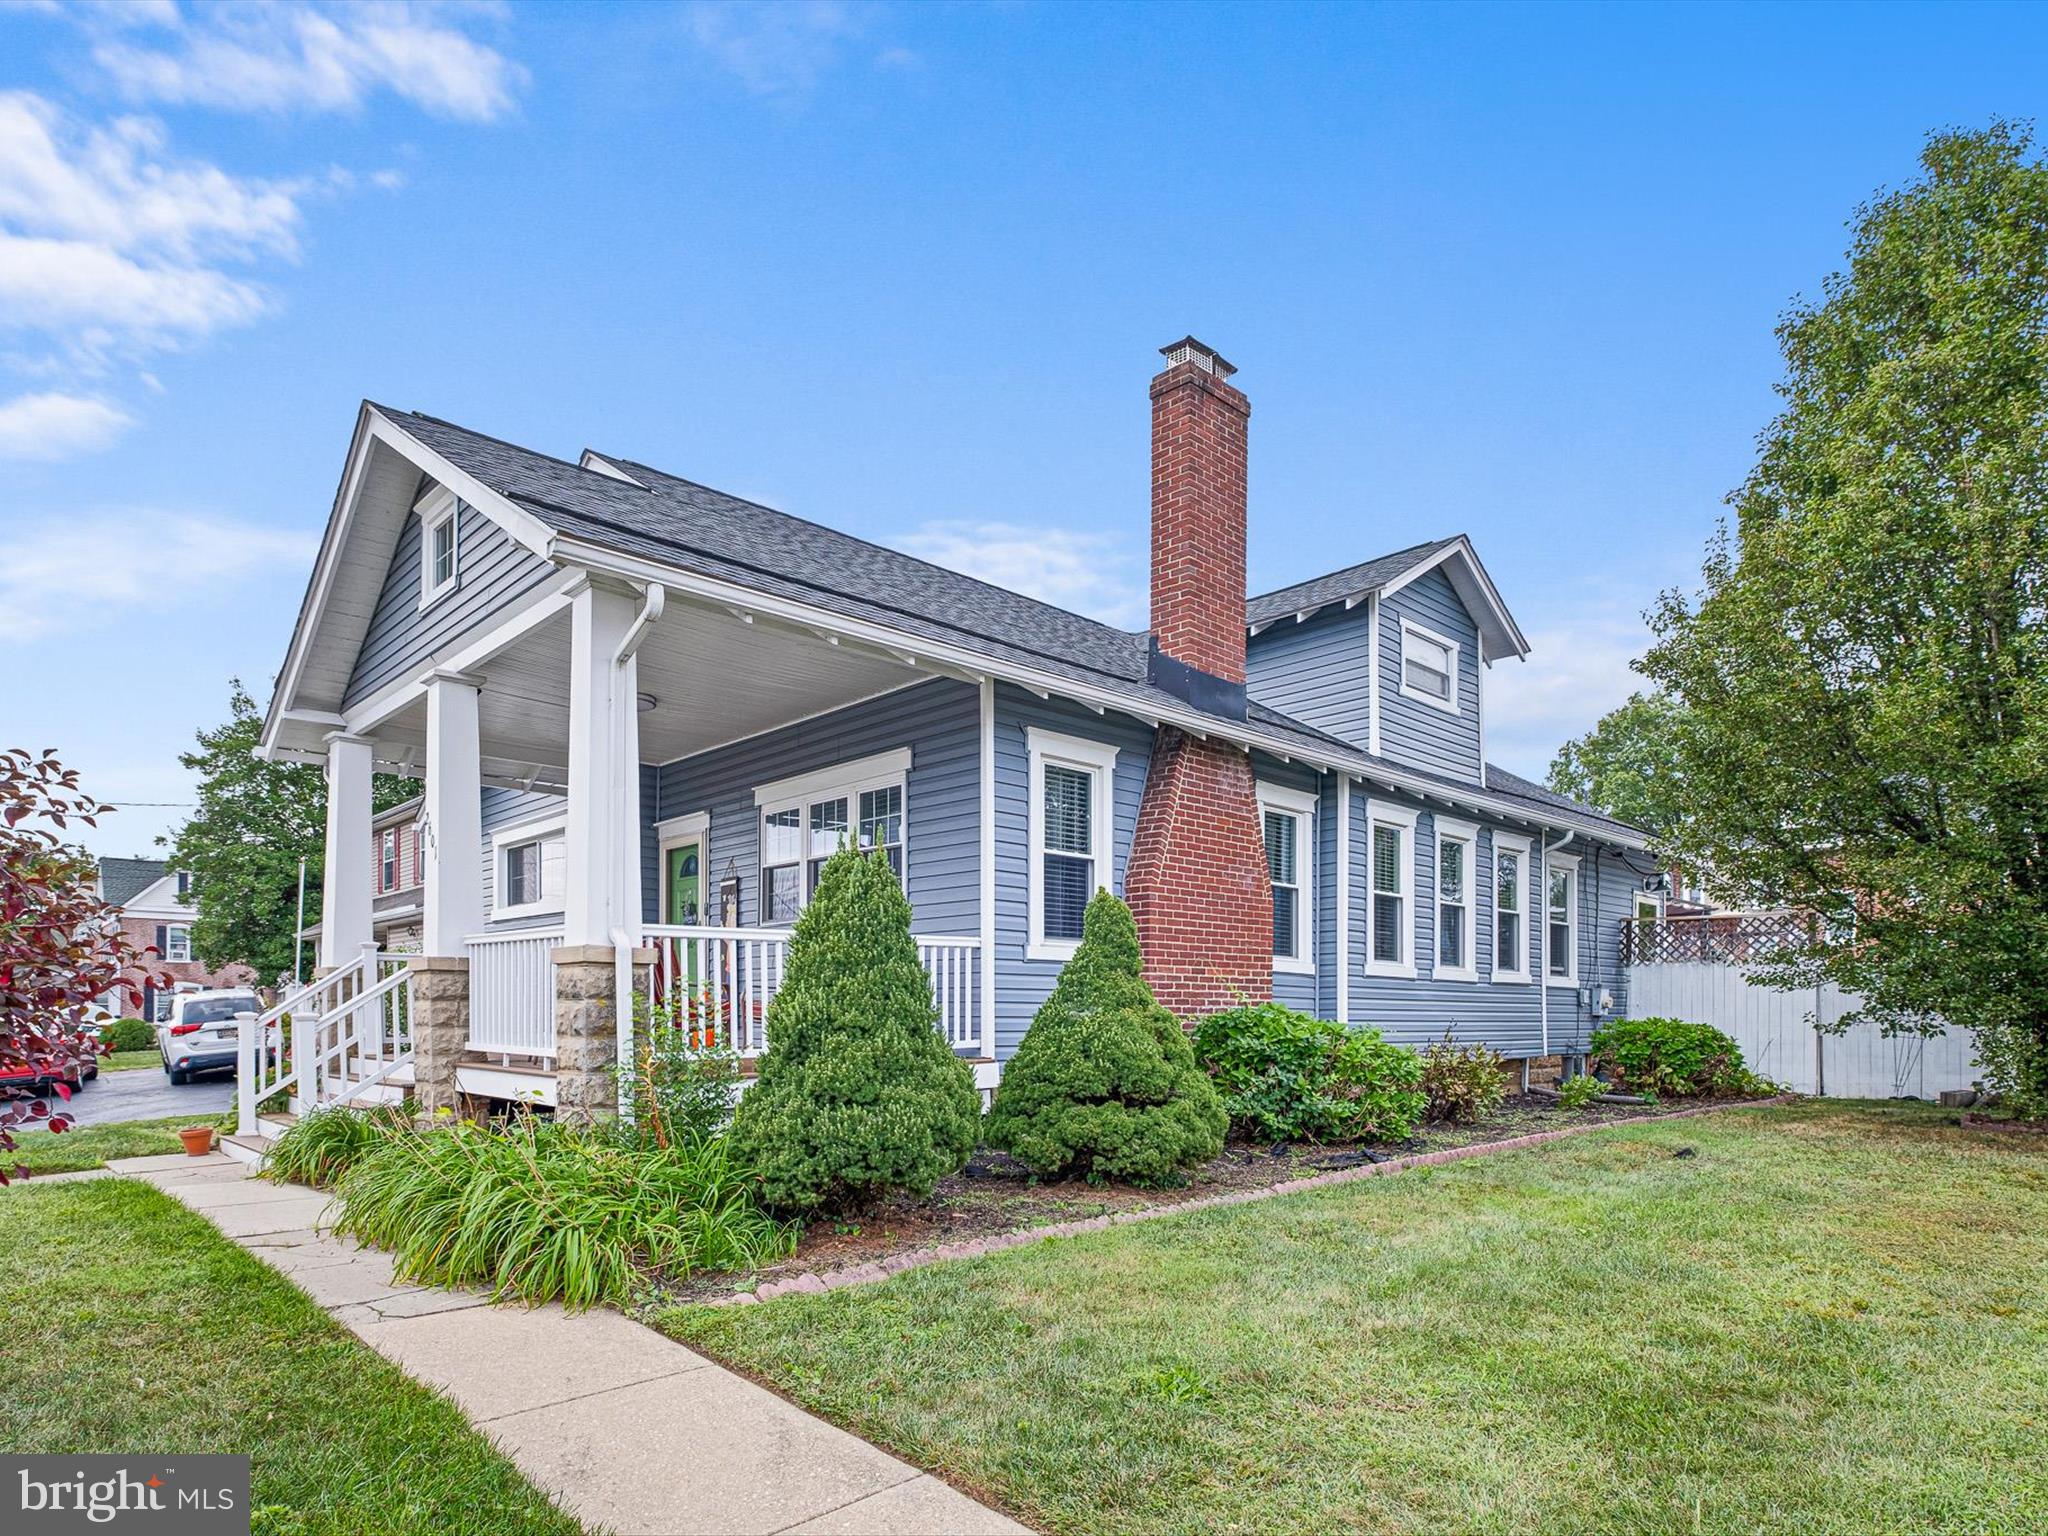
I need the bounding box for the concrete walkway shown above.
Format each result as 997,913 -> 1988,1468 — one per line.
111,1150 -> 1030,1536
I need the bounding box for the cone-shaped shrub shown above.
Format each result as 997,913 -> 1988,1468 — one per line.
985,889 -> 1227,1184
726,845 -> 981,1214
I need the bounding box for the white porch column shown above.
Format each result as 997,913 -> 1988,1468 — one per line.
563,578 -> 641,947
319,732 -> 374,969
422,669 -> 487,955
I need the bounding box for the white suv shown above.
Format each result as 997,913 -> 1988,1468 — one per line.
156,990 -> 265,1085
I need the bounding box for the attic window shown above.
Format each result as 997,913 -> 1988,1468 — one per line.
417,487 -> 460,609
1398,619 -> 1459,714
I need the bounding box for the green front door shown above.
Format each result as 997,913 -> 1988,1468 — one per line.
666,840 -> 703,927
665,840 -> 704,1011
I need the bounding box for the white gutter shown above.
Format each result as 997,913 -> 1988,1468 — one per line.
548,536 -> 1649,852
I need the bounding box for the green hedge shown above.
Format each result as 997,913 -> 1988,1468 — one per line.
99,1017 -> 155,1054
1590,1017 -> 1766,1097
1193,1003 -> 1425,1143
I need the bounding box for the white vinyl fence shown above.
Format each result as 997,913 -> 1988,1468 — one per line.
1626,960 -> 1983,1100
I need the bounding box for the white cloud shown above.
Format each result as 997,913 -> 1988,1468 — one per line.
0,510 -> 316,641
0,92 -> 303,262
892,519 -> 1147,630
0,92 -> 299,363
91,3 -> 528,122
0,389 -> 133,459
1484,610 -> 1654,779
685,0 -> 873,97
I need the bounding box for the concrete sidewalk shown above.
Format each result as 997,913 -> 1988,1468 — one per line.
112,1151 -> 1029,1536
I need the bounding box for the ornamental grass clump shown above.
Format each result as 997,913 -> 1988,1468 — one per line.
262,1102 -> 407,1189
985,890 -> 1227,1184
1420,1031 -> 1510,1123
332,1116 -> 794,1309
725,845 -> 981,1214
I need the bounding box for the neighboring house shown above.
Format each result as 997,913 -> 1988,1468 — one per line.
96,857 -> 256,1020
254,337 -> 1657,1117
302,796 -> 430,955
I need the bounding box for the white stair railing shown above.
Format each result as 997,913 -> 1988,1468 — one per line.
640,925 -> 981,1056
238,944 -> 414,1136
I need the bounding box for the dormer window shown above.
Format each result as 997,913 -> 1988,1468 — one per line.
417,486 -> 460,609
1398,619 -> 1459,713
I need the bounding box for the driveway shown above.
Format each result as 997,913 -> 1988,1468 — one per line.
23,1062 -> 235,1128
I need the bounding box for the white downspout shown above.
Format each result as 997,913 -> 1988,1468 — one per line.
608,583 -> 665,1116
1538,823 -> 1572,1059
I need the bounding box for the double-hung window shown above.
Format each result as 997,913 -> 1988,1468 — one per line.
754,748 -> 912,927
1363,801 -> 1418,978
165,925 -> 192,963
1027,728 -> 1118,961
492,816 -> 567,920
1398,618 -> 1460,713
379,828 -> 399,893
1547,851 -> 1580,987
1434,817 -> 1477,980
417,486 -> 460,608
1257,783 -> 1317,975
1492,832 -> 1532,981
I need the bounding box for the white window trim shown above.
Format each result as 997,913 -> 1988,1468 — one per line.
1396,617 -> 1461,715
1433,815 -> 1478,982
417,485 -> 460,611
754,749 -> 912,926
1546,850 -> 1582,989
1491,831 -> 1533,983
1027,727 -> 1118,963
1363,799 -> 1419,979
491,812 -> 567,921
164,924 -> 192,963
378,828 -> 399,893
1257,782 -> 1318,976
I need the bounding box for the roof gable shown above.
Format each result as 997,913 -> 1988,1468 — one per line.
98,856 -> 165,907
1247,535 -> 1528,662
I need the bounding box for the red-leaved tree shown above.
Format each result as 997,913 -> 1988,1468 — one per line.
1,748 -> 167,1180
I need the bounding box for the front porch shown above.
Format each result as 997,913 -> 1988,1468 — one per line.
253,567 -> 1000,1131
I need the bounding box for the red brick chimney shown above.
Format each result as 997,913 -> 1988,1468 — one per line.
1126,338 -> 1272,1018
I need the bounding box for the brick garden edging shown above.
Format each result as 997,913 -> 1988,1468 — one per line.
723,1094 -> 1798,1306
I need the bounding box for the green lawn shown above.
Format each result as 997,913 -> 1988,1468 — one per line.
0,1179 -> 582,1536
103,1048 -> 162,1071
660,1102 -> 2048,1536
6,1115 -> 194,1174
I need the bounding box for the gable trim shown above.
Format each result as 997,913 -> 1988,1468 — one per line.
1378,535 -> 1529,663
260,405 -> 561,759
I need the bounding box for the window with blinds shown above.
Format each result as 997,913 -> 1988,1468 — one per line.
1265,808 -> 1299,960
1372,822 -> 1404,965
1041,762 -> 1094,943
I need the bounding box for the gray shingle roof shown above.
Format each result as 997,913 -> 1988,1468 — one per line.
1245,540 -> 1456,627
98,856 -> 165,907
373,404 -> 1642,847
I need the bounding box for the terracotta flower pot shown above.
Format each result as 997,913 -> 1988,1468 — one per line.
179,1125 -> 216,1157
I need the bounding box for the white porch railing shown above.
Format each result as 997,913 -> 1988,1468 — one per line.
466,929 -> 561,1059
641,924 -> 983,1056
238,944 -> 414,1136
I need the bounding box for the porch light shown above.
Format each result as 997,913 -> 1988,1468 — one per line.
637,692 -> 658,713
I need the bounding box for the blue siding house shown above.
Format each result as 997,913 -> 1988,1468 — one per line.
255,337 -> 1657,1117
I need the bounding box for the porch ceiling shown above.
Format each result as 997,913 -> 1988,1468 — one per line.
372,595 -> 941,775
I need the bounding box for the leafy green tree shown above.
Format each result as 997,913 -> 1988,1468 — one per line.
985,890 -> 1227,1183
1546,691 -> 1688,842
165,682 -> 408,984
726,845 -> 981,1213
1641,123 -> 2048,1114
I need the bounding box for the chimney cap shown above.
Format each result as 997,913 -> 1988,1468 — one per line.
1158,336 -> 1236,380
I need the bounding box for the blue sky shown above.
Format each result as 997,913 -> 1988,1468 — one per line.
3,1 -> 2042,859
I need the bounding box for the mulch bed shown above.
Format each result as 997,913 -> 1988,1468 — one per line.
647,1092 -> 1776,1306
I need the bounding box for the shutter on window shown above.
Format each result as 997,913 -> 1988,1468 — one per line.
155,923 -> 168,958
